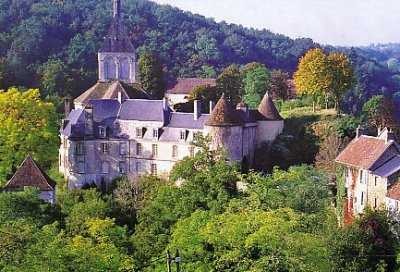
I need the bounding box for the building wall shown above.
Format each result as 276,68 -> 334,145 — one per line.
98,52 -> 136,84
205,125 -> 243,162
256,120 -> 284,146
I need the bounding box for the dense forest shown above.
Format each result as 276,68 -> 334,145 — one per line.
0,0 -> 399,114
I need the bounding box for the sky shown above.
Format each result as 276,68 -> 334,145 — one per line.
152,0 -> 400,46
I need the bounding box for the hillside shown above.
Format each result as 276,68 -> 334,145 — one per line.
0,0 -> 399,108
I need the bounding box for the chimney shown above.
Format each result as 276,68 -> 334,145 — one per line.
236,101 -> 249,119
356,125 -> 363,138
117,91 -> 123,104
209,100 -> 215,114
378,127 -> 396,143
85,105 -> 94,136
64,95 -> 73,117
194,100 -> 201,120
162,97 -> 169,111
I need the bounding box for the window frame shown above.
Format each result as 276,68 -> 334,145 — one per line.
172,145 -> 178,158
101,143 -> 109,154
136,128 -> 143,138
136,143 -> 142,156
151,163 -> 157,176
152,144 -> 158,157
99,126 -> 106,138
118,161 -> 126,174
153,128 -> 159,139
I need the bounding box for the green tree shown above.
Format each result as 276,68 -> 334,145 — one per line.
216,64 -> 243,104
138,51 -> 166,99
362,95 -> 397,131
270,69 -> 290,100
242,62 -> 270,108
0,88 -> 58,184
39,58 -> 67,97
328,210 -> 398,272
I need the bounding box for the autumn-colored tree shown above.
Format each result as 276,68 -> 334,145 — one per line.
362,95 -> 397,131
138,51 -> 166,99
294,48 -> 330,111
0,88 -> 58,184
216,64 -> 243,104
327,52 -> 354,111
241,62 -> 270,108
270,69 -> 290,100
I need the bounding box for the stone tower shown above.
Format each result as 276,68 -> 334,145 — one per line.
98,0 -> 137,84
204,94 -> 244,161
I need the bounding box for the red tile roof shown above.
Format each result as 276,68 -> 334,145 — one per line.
387,182 -> 400,200
258,93 -> 283,121
4,156 -> 56,191
205,94 -> 243,126
336,136 -> 393,169
166,78 -> 216,95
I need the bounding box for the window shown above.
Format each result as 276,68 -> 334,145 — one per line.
189,146 -> 195,157
120,142 -> 127,155
180,130 -> 186,140
78,162 -> 85,174
359,170 -> 363,183
119,162 -> 126,174
361,192 -> 364,205
153,129 -> 159,139
136,162 -> 142,173
152,144 -> 158,157
99,126 -> 106,138
136,128 -> 143,138
396,201 -> 399,211
172,145 -> 178,158
136,143 -> 142,156
375,176 -> 378,186
151,163 -> 157,175
374,198 -> 378,209
101,162 -> 110,174
75,142 -> 84,155
101,143 -> 109,154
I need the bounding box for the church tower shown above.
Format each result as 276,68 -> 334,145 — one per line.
98,0 -> 137,84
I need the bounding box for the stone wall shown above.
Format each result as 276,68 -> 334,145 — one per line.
256,120 -> 284,147
98,52 -> 136,84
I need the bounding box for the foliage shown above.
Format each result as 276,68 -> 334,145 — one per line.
270,69 -> 291,100
241,62 -> 270,108
328,210 -> 398,272
138,51 -> 166,99
188,84 -> 218,103
0,88 -> 58,184
216,64 -> 243,104
362,95 -> 397,131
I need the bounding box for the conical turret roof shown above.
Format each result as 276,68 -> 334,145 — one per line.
205,94 -> 243,126
258,93 -> 283,121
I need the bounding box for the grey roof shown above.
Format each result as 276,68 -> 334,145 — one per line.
168,113 -> 209,129
90,99 -> 120,122
100,17 -> 135,53
61,109 -> 85,137
373,155 -> 400,178
118,99 -> 168,122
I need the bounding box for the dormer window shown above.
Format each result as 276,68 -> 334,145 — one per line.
136,128 -> 143,138
180,130 -> 187,141
153,129 -> 159,139
99,126 -> 106,138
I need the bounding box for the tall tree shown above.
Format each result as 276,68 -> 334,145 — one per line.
241,62 -> 270,108
327,52 -> 354,111
138,51 -> 166,99
294,48 -> 331,112
216,64 -> 243,104
269,69 -> 290,101
0,88 -> 58,184
362,95 -> 397,131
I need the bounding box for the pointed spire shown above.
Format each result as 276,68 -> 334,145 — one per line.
113,0 -> 121,18
258,92 -> 283,121
205,94 -> 243,126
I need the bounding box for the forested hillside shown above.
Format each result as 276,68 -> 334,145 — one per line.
0,0 -> 398,107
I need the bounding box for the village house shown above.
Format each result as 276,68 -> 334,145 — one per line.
336,127 -> 400,222
58,0 -> 284,189
165,78 -> 216,106
3,155 -> 56,204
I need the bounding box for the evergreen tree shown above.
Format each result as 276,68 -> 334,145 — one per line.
242,62 -> 270,108
216,64 -> 243,104
138,52 -> 166,99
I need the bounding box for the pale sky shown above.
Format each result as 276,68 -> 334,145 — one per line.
152,0 -> 400,46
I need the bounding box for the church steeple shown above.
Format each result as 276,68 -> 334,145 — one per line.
98,0 -> 137,84
113,0 -> 121,18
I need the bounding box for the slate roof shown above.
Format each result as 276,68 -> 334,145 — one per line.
373,155 -> 400,178
258,93 -> 283,121
90,99 -> 120,123
61,108 -> 85,138
336,136 -> 395,169
205,95 -> 243,126
118,99 -> 168,121
4,156 -> 56,191
99,17 -> 135,53
75,81 -> 149,106
168,113 -> 210,129
387,182 -> 400,200
167,78 -> 216,95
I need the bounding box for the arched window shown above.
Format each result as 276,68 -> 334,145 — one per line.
119,58 -> 130,80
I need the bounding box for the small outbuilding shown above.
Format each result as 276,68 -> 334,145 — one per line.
3,155 -> 56,204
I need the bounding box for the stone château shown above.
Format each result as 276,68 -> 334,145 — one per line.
59,0 -> 284,188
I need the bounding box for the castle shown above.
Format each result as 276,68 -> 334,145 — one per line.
59,0 -> 284,188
